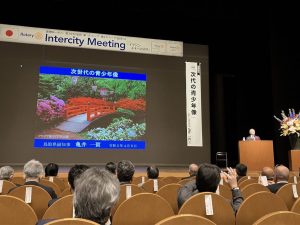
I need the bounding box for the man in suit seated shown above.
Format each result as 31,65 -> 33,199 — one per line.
10,159 -> 57,199
181,163 -> 198,180
267,165 -> 289,193
38,168 -> 120,225
246,128 -> 261,141
177,163 -> 243,214
261,166 -> 275,185
0,165 -> 14,181
117,160 -> 135,185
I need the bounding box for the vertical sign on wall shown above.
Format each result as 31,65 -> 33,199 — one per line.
186,62 -> 203,146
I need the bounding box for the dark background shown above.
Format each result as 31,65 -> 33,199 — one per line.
1,1 -> 299,167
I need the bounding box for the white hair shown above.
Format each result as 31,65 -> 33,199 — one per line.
74,167 -> 120,224
23,159 -> 44,179
0,166 -> 14,180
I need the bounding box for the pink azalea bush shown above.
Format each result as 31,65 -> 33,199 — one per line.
36,96 -> 65,123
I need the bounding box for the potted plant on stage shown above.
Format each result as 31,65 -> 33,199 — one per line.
274,108 -> 300,150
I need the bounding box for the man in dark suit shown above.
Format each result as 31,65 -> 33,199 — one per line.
181,163 -> 198,180
267,165 -> 289,193
9,159 -> 57,199
177,163 -> 243,214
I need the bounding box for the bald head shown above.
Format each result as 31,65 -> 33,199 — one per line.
261,167 -> 274,180
274,165 -> 289,182
189,164 -> 199,176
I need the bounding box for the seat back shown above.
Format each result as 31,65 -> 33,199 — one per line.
155,214 -> 217,225
292,197 -> 300,213
44,218 -> 99,225
113,193 -> 174,225
238,176 -> 251,184
131,176 -> 148,185
59,188 -> 72,197
252,211 -> 300,225
177,177 -> 195,186
46,176 -> 65,191
235,191 -> 288,225
276,183 -> 300,210
11,176 -> 25,186
241,183 -> 270,199
238,178 -> 257,189
111,184 -> 144,216
156,183 -> 182,214
43,194 -> 73,219
8,185 -> 52,219
41,179 -> 62,196
142,179 -> 167,193
216,184 -> 232,200
0,195 -> 38,225
161,176 -> 180,184
0,180 -> 16,195
178,192 -> 235,225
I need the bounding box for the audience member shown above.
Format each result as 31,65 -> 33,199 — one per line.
147,166 -> 159,179
48,164 -> 89,207
74,168 -> 120,224
105,162 -> 117,175
45,163 -> 59,177
38,168 -> 120,225
117,160 -> 135,185
177,163 -> 243,214
0,165 -> 14,181
261,166 -> 275,185
267,165 -> 289,193
68,164 -> 90,191
181,163 -> 198,180
236,163 -> 247,181
10,159 -> 57,199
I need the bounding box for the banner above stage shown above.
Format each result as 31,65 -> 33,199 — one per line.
0,24 -> 183,57
186,62 -> 203,147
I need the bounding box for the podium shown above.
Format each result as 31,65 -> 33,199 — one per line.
289,150 -> 300,171
238,140 -> 274,171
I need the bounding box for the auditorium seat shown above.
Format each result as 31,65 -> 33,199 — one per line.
113,193 -> 174,225
276,183 -> 300,210
235,191 -> 288,225
52,177 -> 66,191
156,183 -> 182,214
8,185 -> 52,219
238,178 -> 257,189
44,218 -> 99,225
177,177 -> 195,186
0,180 -> 16,195
11,176 -> 25,186
142,179 -> 167,193
0,195 -> 38,225
161,176 -> 180,184
111,184 -> 144,216
40,179 -> 62,196
241,183 -> 270,199
216,184 -> 232,200
43,194 -> 73,219
252,211 -> 300,225
178,192 -> 235,225
291,197 -> 300,213
155,214 -> 217,225
131,176 -> 148,185
59,188 -> 72,197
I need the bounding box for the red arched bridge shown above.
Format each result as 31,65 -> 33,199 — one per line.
56,97 -> 145,133
65,97 -> 115,121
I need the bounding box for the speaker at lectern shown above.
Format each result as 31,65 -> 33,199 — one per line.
238,140 -> 274,171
